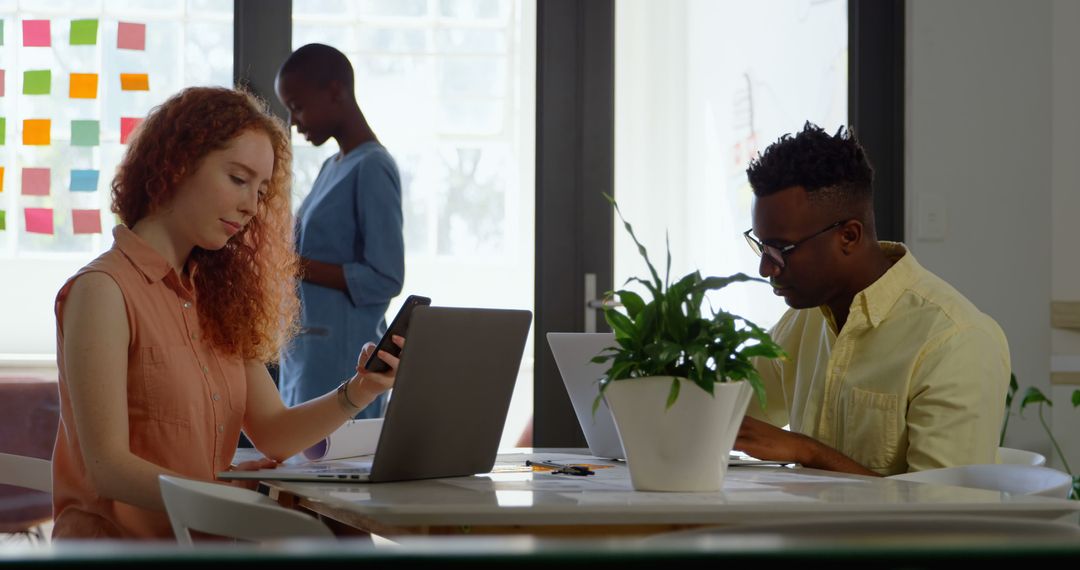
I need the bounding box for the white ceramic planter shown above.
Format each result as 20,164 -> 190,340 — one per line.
604,377 -> 753,492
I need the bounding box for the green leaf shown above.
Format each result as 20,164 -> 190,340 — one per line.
604,308 -> 638,342
618,290 -> 646,320
665,231 -> 672,289
1072,389 -> 1080,408
604,193 -> 662,291
740,343 -> 784,359
691,273 -> 765,294
665,377 -> 680,410
1019,386 -> 1052,413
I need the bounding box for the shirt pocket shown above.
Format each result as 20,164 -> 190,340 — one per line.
139,345 -> 200,428
842,387 -> 900,470
218,356 -> 247,414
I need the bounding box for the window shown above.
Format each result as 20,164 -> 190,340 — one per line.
0,0 -> 233,360
292,0 -> 536,447
614,0 -> 847,330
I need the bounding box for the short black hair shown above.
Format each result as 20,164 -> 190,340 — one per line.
746,122 -> 874,210
278,43 -> 355,92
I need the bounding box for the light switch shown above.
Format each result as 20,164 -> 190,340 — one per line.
916,193 -> 947,241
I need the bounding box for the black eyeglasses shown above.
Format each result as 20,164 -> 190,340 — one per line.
743,221 -> 845,269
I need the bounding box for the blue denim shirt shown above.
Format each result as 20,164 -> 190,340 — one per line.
279,141 -> 404,415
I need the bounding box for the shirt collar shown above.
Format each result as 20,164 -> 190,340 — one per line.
850,241 -> 919,328
112,225 -> 198,293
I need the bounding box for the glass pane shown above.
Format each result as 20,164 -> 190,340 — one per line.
0,2 -> 234,353
290,0 -> 536,449
614,0 -> 847,330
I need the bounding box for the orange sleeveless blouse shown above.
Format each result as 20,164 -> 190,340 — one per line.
52,226 -> 247,539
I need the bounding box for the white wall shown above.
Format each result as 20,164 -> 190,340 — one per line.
907,0 -> 1072,462
1050,0 -> 1080,471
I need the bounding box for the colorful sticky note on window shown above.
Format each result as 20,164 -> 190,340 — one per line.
0,167 -> 4,192
69,73 -> 98,99
120,117 -> 142,144
71,120 -> 99,146
70,169 -> 99,192
25,208 -> 53,235
23,20 -> 50,47
72,209 -> 102,234
23,70 -> 50,95
0,69 -> 5,97
21,168 -> 50,196
23,119 -> 50,145
117,22 -> 145,50
70,19 -> 98,45
120,73 -> 149,91
0,210 -> 5,231
0,117 -> 5,145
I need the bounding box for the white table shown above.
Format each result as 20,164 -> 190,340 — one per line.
261,451 -> 1080,537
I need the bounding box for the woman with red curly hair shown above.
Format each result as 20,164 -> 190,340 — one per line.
51,87 -> 400,539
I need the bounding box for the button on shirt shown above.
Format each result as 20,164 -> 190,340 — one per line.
52,225 -> 247,539
748,243 -> 1011,475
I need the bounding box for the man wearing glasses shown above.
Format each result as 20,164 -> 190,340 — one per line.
734,123 -> 1010,476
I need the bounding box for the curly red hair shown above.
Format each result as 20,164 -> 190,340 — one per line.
112,87 -> 299,362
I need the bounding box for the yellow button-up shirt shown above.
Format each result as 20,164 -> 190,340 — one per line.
749,242 -> 1010,475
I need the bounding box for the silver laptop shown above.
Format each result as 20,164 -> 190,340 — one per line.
547,332 -> 793,467
221,306 -> 533,483
547,332 -> 626,459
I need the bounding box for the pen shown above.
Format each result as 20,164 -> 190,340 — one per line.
525,459 -> 595,476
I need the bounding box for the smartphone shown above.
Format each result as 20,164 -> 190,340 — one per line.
364,295 -> 431,373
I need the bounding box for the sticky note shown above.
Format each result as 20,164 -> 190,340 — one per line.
117,22 -> 145,50
0,118 -> 4,145
0,210 -> 5,231
69,73 -> 98,99
23,20 -> 50,48
25,208 -> 53,235
120,117 -> 142,144
70,169 -> 99,192
72,209 -> 102,234
70,19 -> 98,45
0,69 -> 5,97
0,167 -> 4,192
23,119 -> 50,145
21,168 -> 50,196
23,70 -> 50,95
120,73 -> 149,91
71,120 -> 100,146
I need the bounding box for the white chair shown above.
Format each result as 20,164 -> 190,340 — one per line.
0,452 -> 53,544
0,452 -> 52,492
159,475 -> 334,545
888,464 -> 1073,498
998,446 -> 1047,466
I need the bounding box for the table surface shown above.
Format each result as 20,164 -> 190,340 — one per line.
254,450 -> 1080,536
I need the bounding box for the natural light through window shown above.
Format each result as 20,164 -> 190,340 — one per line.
614,0 -> 847,331
291,0 -> 536,448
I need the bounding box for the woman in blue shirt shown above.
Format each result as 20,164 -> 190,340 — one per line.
274,44 -> 405,415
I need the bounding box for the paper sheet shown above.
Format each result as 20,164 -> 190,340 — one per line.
302,418 -> 383,461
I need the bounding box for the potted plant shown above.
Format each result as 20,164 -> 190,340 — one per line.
592,195 -> 786,492
1001,375 -> 1080,500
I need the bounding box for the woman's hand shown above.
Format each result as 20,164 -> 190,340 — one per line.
224,457 -> 279,490
351,335 -> 404,401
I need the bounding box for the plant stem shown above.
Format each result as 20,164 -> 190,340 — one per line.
1038,403 -> 1073,475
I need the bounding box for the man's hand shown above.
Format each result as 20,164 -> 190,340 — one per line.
735,415 -> 814,464
734,416 -> 881,477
